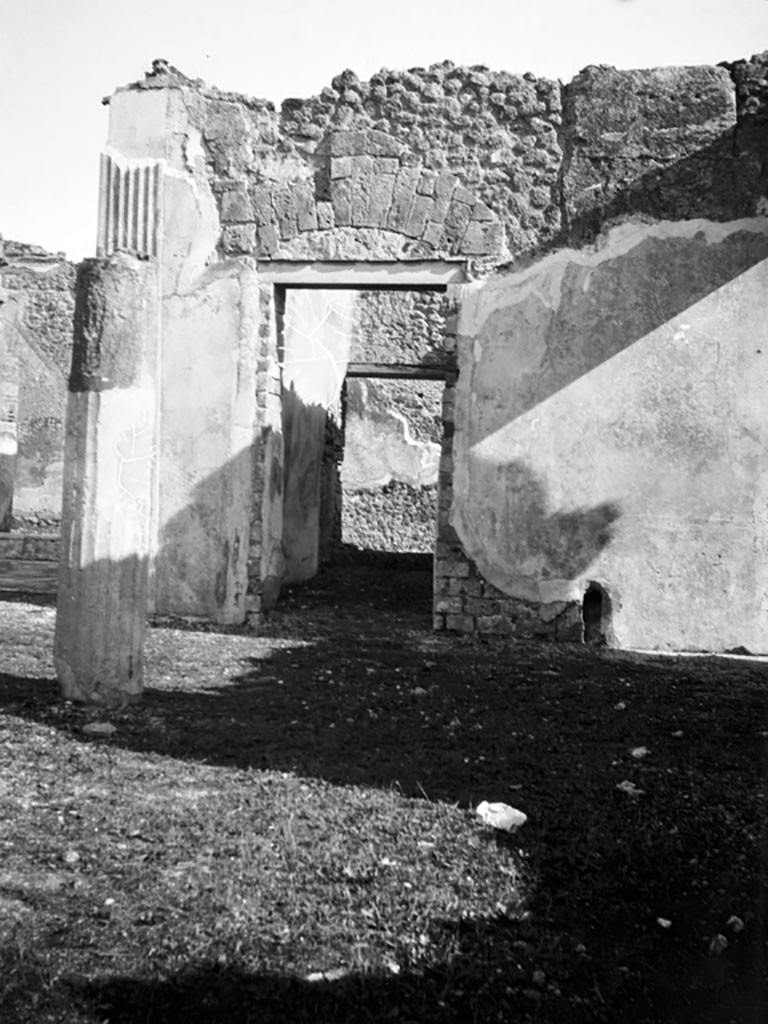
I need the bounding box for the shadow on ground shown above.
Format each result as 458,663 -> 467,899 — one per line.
1,563 -> 767,1023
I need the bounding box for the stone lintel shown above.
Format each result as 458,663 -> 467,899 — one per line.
255,260 -> 467,287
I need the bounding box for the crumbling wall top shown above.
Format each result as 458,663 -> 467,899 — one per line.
104,51 -> 768,265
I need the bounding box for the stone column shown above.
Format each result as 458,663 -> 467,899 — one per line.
54,254 -> 160,705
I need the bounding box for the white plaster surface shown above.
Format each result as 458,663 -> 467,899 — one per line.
107,87 -> 258,624
281,289 -> 355,582
155,263 -> 258,622
453,219 -> 768,650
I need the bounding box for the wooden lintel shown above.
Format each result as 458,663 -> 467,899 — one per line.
345,362 -> 455,380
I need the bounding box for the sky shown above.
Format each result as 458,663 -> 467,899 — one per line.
1,0 -> 766,261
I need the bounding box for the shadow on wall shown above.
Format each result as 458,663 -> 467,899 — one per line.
281,384 -> 330,584
491,459 -> 621,580
564,129 -> 767,247
466,124 -> 768,447
471,221 -> 768,443
0,453 -> 13,530
153,446 -> 259,622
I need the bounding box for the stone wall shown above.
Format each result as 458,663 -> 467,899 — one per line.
351,289 -> 449,364
110,55 -> 768,268
341,377 -> 443,554
340,289 -> 447,555
0,238 -> 75,530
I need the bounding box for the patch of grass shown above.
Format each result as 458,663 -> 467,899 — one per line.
0,570 -> 767,1022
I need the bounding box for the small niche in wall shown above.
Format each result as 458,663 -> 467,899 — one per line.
582,581 -> 612,646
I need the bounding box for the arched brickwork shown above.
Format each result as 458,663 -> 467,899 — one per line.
218,129 -> 505,260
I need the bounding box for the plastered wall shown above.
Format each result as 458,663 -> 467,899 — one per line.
452,220 -> 768,650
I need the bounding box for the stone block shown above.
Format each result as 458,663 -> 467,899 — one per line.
330,130 -> 369,156
256,222 -> 279,256
220,185 -> 253,223
416,170 -> 438,196
432,171 -> 456,220
367,173 -> 396,227
251,187 -> 276,226
555,605 -> 584,642
438,521 -> 460,547
476,614 -> 514,635
350,156 -> 375,226
472,199 -> 495,221
367,129 -> 403,157
460,220 -> 504,255
0,536 -> 23,558
563,64 -> 740,238
404,194 -> 434,238
295,182 -> 318,232
316,201 -> 335,229
462,577 -> 483,597
331,178 -> 353,226
331,156 -> 354,179
445,613 -> 475,632
222,224 -> 256,254
434,537 -> 458,559
433,612 -> 446,631
435,557 -> 470,578
422,221 -> 446,249
387,166 -> 421,232
273,188 -> 299,240
443,200 -> 473,246
467,597 -> 498,616
452,184 -> 476,207
539,600 -> 568,624
374,157 -> 400,175
435,594 -> 464,614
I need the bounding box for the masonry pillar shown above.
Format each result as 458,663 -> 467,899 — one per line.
0,375 -> 17,532
0,283 -> 19,531
54,254 -> 160,705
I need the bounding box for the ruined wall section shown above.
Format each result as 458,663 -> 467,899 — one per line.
156,63 -> 560,263
274,64 -> 561,260
561,64 -> 757,244
0,239 -> 76,528
725,51 -> 768,215
341,377 -> 444,554
151,54 -> 768,268
350,289 -> 449,364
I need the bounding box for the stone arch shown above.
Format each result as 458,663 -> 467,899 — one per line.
218,128 -> 505,261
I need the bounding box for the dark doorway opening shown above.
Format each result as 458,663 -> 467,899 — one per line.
583,582 -> 612,646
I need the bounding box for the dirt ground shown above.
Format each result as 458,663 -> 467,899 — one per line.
1,559 -> 767,1022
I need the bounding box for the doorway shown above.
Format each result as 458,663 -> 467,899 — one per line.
274,276 -> 459,618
